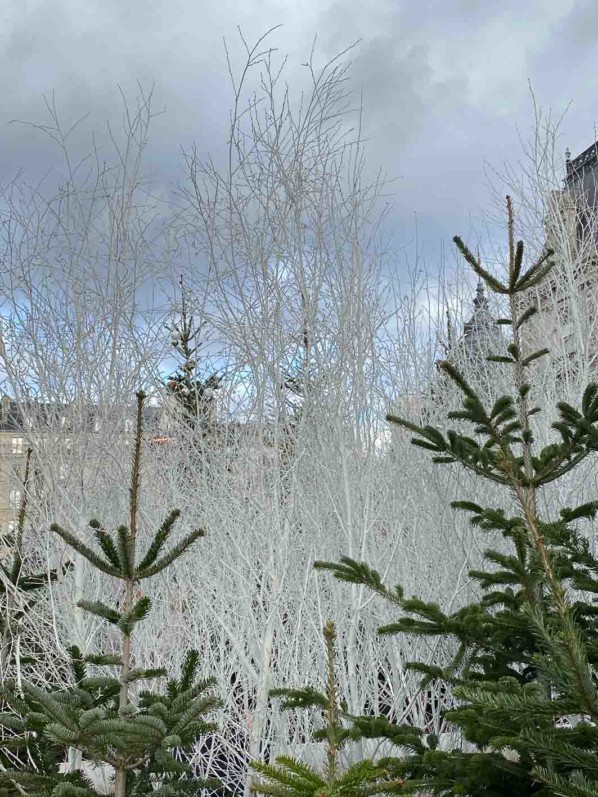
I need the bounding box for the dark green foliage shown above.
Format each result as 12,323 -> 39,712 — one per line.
0,449 -> 73,674
0,648 -> 220,797
0,448 -> 75,794
1,392 -> 221,797
0,646 -> 117,797
165,275 -> 221,432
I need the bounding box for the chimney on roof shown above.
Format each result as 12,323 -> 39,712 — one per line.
1,395 -> 11,423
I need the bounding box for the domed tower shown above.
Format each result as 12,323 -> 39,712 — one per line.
457,280 -> 502,369
420,280 -> 504,422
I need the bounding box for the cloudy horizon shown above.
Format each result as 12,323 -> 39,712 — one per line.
3,2 -> 597,261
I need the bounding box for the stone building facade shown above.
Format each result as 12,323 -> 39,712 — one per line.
0,395 -> 166,555
538,139 -> 598,380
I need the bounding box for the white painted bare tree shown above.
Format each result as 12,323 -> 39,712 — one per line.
3,32 -> 584,797
134,30 -> 495,794
0,85 -> 176,698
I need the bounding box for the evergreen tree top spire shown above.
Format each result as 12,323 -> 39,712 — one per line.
165,275 -> 221,433
250,620 -> 404,797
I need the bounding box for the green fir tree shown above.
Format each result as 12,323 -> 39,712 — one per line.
250,620 -> 403,797
1,447 -> 74,792
1,646 -> 221,797
275,196 -> 598,795
1,392 -> 221,797
1,447 -> 72,674
166,275 -> 221,434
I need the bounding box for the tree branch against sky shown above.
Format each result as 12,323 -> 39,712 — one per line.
0,86 -> 180,696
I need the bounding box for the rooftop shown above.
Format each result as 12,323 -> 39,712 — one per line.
0,395 -> 163,434
566,140 -> 598,186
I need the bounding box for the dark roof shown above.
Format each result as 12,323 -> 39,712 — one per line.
565,141 -> 598,209
566,141 -> 598,183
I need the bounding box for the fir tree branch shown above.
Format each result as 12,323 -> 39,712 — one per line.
49,525 -> 121,577
135,530 -> 205,579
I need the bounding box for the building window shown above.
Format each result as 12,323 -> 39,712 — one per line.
11,437 -> 23,454
124,419 -> 133,434
9,489 -> 21,509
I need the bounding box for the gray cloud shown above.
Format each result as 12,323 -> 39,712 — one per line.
0,0 -> 595,279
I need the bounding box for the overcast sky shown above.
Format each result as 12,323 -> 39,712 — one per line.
2,0 -> 598,292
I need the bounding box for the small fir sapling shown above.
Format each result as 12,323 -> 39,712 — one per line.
166,276 -> 221,433
1,392 -> 222,797
1,447 -> 72,674
250,620 -> 404,797
1,447 -> 74,790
